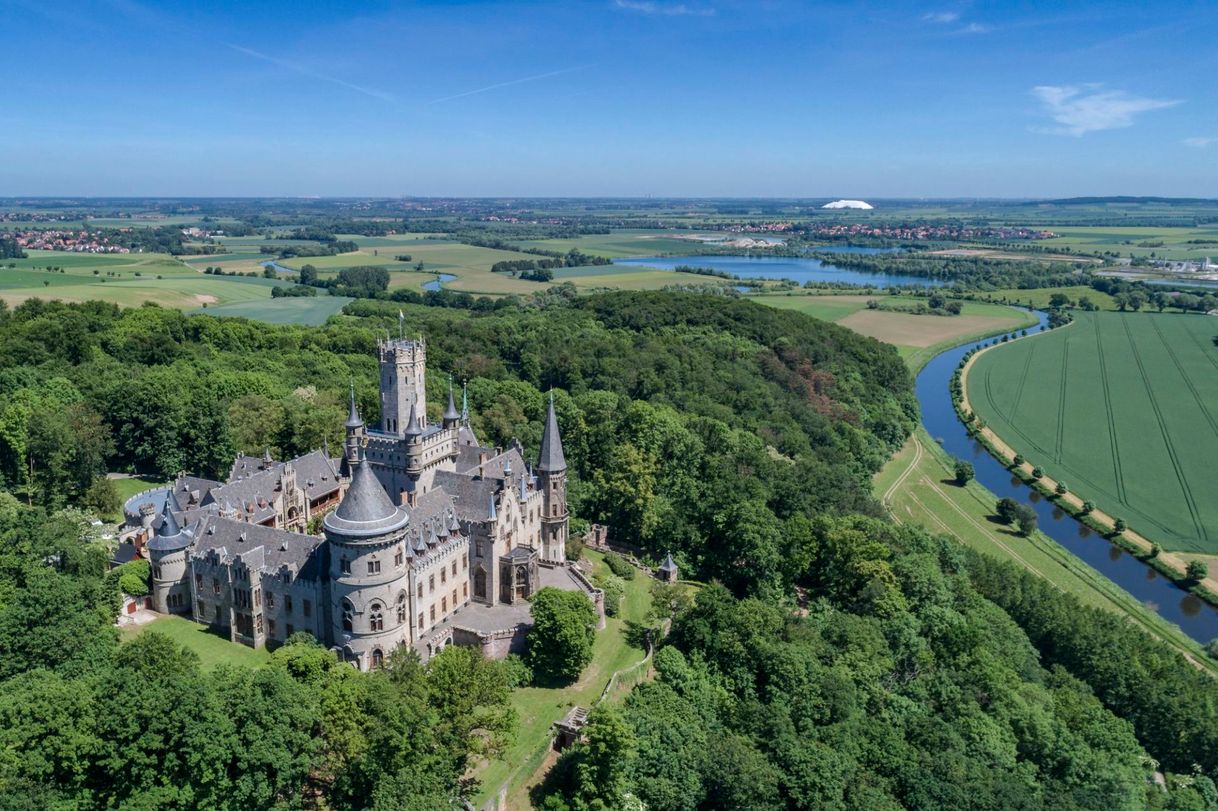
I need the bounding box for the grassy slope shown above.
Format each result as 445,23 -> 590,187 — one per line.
968,311 -> 1218,553
189,295 -> 353,326
472,550 -> 653,808
119,615 -> 272,669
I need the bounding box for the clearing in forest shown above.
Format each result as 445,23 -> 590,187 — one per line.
968,310 -> 1218,553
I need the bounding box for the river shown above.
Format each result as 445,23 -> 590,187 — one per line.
918,312 -> 1218,643
614,250 -> 943,288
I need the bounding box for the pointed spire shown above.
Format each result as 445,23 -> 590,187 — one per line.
520,474 -> 528,501
461,381 -> 469,424
536,391 -> 566,473
443,376 -> 460,424
403,400 -> 424,438
488,492 -> 497,521
158,498 -> 181,537
345,382 -> 363,429
660,551 -> 678,573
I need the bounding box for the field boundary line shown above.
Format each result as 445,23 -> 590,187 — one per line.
1093,315 -> 1128,505
1054,338 -> 1069,465
1120,316 -> 1206,542
1009,336 -> 1037,424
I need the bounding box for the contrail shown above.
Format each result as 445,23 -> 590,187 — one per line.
227,44 -> 396,104
425,65 -> 593,105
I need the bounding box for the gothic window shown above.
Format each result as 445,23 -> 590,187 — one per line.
397,593 -> 407,623
195,573 -> 203,589
417,583 -> 423,598
342,600 -> 353,633
215,605 -> 221,622
430,605 -> 435,622
268,618 -> 276,637
395,547 -> 403,566
418,612 -> 424,630
153,566 -> 161,579
266,592 -> 275,609
341,557 -> 351,574
213,577 -> 220,594
452,561 -> 457,577
441,597 -> 447,613
369,602 -> 384,632
429,574 -> 434,593
452,588 -> 457,606
368,558 -> 381,575
441,567 -> 446,584
372,648 -> 383,669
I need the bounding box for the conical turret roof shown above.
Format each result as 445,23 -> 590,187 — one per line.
443,382 -> 460,422
324,459 -> 409,538
345,385 -> 364,429
537,392 -> 566,472
403,400 -> 424,438
147,498 -> 192,552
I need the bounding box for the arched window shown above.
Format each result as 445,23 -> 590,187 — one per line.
371,648 -> 384,669
342,599 -> 353,633
474,568 -> 487,599
397,592 -> 407,623
369,602 -> 384,632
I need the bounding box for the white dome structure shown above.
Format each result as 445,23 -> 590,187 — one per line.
821,199 -> 874,210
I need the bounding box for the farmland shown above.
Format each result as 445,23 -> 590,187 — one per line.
968,311 -> 1218,553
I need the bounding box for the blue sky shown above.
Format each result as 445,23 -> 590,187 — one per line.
2,0 -> 1215,197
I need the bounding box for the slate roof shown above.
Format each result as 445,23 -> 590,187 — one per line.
537,395 -> 566,472
443,386 -> 460,422
659,553 -> 678,573
433,470 -> 500,523
191,516 -> 326,581
459,446 -> 527,481
324,459 -> 409,538
292,450 -> 342,502
168,476 -> 223,510
146,499 -> 194,552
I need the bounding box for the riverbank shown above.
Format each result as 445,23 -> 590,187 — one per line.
956,322 -> 1218,611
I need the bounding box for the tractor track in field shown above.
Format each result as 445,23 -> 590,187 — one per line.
1009,338 -> 1037,424
1120,317 -> 1207,543
1093,316 -> 1128,506
1149,317 -> 1218,442
1054,339 -> 1069,465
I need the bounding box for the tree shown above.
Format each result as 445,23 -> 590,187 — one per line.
996,497 -> 1021,524
1081,501 -> 1095,515
1015,505 -> 1038,536
1055,481 -> 1068,495
573,705 -> 637,809
953,459 -> 974,486
1012,453 -> 1024,467
1049,292 -> 1072,309
299,264 -> 318,285
526,587 -> 597,684
1187,560 -> 1208,582
83,476 -> 120,516
1114,518 -> 1127,533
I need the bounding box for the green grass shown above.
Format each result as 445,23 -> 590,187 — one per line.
190,295 -> 353,326
510,229 -> 707,258
472,550 -> 653,808
969,311 -> 1218,553
1027,226 -> 1218,261
874,428 -> 1218,676
119,615 -> 272,669
976,286 -> 1118,311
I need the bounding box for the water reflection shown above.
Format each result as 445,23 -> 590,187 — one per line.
1029,491 -> 1042,504
1181,594 -> 1205,618
1009,476 -> 1022,487
1078,525 -> 1092,539
1108,546 -> 1123,562
1052,507 -> 1065,520
1147,567 -> 1159,581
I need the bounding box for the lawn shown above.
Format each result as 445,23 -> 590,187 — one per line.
120,615 -> 272,669
968,311 -> 1218,553
472,550 -> 655,808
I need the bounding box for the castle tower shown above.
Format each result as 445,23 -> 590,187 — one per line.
378,336 -> 427,437
324,447 -> 413,672
146,499 -> 193,614
536,393 -> 568,564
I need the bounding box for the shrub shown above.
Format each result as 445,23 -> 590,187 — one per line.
1114,518 -> 1127,533
604,552 -> 635,581
526,587 -> 598,684
595,574 -> 626,617
1055,481 -> 1067,496
1012,454 -> 1024,467
1187,560 -> 1209,583
1081,501 -> 1095,515
1031,466 -> 1044,479
1150,543 -> 1161,558
953,459 -> 974,486
116,559 -> 151,597
565,533 -> 585,562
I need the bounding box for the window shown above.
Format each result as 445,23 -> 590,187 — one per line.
452,561 -> 457,577
372,648 -> 383,669
197,600 -> 204,616
369,602 -> 384,632
417,583 -> 423,598
340,557 -> 351,574
268,618 -> 276,637
462,557 -> 467,571
254,590 -> 261,609
368,559 -> 381,575
266,592 -> 275,609
395,547 -> 403,566
418,612 -> 424,630
429,574 -> 434,593
286,623 -> 294,637
195,573 -> 203,589
452,588 -> 457,606
213,577 -> 220,595
397,593 -> 407,623
153,565 -> 161,579
302,599 -> 310,617
441,567 -> 446,584
255,614 -> 263,634
441,597 -> 447,613
430,605 -> 435,622
463,582 -> 468,599
342,600 -> 353,633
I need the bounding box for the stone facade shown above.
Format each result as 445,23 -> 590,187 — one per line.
130,328 -> 595,670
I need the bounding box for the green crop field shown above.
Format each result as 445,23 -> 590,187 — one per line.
969,311 -> 1218,552
191,295 -> 353,325
510,229 -> 707,258
1025,226 -> 1218,261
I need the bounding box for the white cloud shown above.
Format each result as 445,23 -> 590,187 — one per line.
613,0 -> 715,16
1031,85 -> 1180,136
1184,136 -> 1218,148
959,22 -> 991,33
922,11 -> 960,23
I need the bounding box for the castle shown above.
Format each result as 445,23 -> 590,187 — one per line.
126,334 -> 602,670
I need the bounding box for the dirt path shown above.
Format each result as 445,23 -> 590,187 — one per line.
959,328 -> 1218,598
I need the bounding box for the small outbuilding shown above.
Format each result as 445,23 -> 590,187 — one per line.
657,552 -> 679,583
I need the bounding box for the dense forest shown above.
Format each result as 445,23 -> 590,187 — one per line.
1,291 -> 1217,808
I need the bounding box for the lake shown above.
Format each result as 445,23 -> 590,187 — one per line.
614,251 -> 942,288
